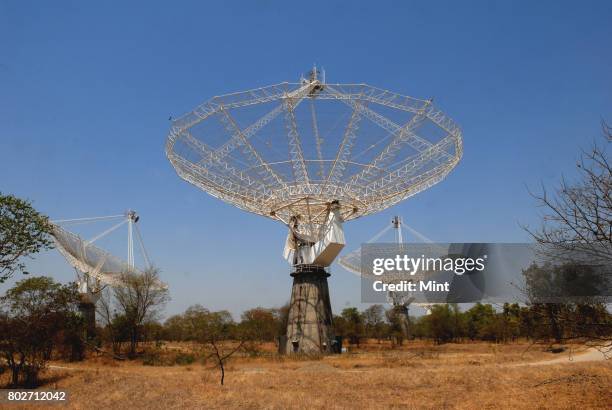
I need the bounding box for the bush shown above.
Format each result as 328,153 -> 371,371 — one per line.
142,350 -> 169,366
142,350 -> 197,366
174,352 -> 195,365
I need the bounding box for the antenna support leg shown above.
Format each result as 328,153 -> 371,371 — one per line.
391,303 -> 410,343
78,301 -> 97,340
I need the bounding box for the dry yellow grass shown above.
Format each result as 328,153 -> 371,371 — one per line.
3,342 -> 611,409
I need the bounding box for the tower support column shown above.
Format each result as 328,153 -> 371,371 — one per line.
284,265 -> 335,354
393,303 -> 410,339
78,301 -> 96,340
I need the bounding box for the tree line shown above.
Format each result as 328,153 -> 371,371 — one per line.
335,302 -> 611,346
103,299 -> 612,351
2,272 -> 611,387
1,122 -> 610,386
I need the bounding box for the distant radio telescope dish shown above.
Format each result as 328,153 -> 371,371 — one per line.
51,211 -> 162,338
338,216 -> 439,321
166,66 -> 462,353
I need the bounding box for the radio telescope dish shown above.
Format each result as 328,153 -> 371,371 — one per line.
51,210 -> 160,338
166,67 -> 462,353
338,216 -> 438,324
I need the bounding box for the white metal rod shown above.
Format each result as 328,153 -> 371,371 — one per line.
366,223 -> 393,243
133,223 -> 152,269
128,219 -> 134,269
85,219 -> 127,246
52,214 -> 124,224
403,224 -> 434,243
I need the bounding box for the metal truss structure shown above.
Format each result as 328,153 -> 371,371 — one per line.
166,68 -> 462,241
51,211 -> 165,338
51,211 -> 161,298
338,215 -> 438,313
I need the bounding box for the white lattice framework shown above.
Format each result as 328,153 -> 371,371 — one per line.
338,216 -> 441,311
51,212 -> 165,293
166,71 -> 462,239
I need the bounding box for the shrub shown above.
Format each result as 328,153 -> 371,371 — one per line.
142,350 -> 169,366
174,352 -> 195,365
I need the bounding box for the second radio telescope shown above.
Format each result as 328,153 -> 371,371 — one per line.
166,67 -> 462,353
50,211 -> 159,338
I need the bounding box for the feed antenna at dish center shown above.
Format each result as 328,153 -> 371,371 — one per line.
165,66 -> 462,353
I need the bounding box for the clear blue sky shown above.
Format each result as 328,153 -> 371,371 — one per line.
1,1 -> 611,318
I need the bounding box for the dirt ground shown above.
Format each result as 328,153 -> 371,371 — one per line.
2,341 -> 611,409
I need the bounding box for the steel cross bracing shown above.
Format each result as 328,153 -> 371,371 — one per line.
324,98 -> 362,187
310,99 -> 325,178
166,79 -> 462,238
344,100 -> 434,185
182,131 -> 269,195
325,86 -> 458,192
211,81 -> 314,169
218,104 -> 287,188
214,104 -> 285,163
280,81 -> 322,188
168,82 -> 318,197
284,98 -> 310,185
168,83 -> 461,135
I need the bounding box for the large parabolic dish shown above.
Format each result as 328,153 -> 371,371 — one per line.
166,70 -> 462,240
166,68 -> 462,353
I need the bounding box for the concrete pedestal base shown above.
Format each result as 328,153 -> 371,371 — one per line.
393,304 -> 410,340
284,265 -> 335,354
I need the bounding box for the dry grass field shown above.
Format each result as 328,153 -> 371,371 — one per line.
2,341 -> 611,409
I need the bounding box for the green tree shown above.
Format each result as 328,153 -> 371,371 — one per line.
338,307 -> 364,346
0,193 -> 53,283
163,314 -> 189,341
160,305 -> 237,343
464,303 -> 497,341
0,277 -> 82,387
178,305 -> 241,386
500,303 -> 521,342
423,304 -> 463,344
240,307 -> 280,342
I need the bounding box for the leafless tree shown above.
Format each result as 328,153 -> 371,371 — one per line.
97,289 -> 126,356
524,121 -> 612,355
98,267 -> 169,358
525,121 -> 611,264
206,336 -> 244,386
